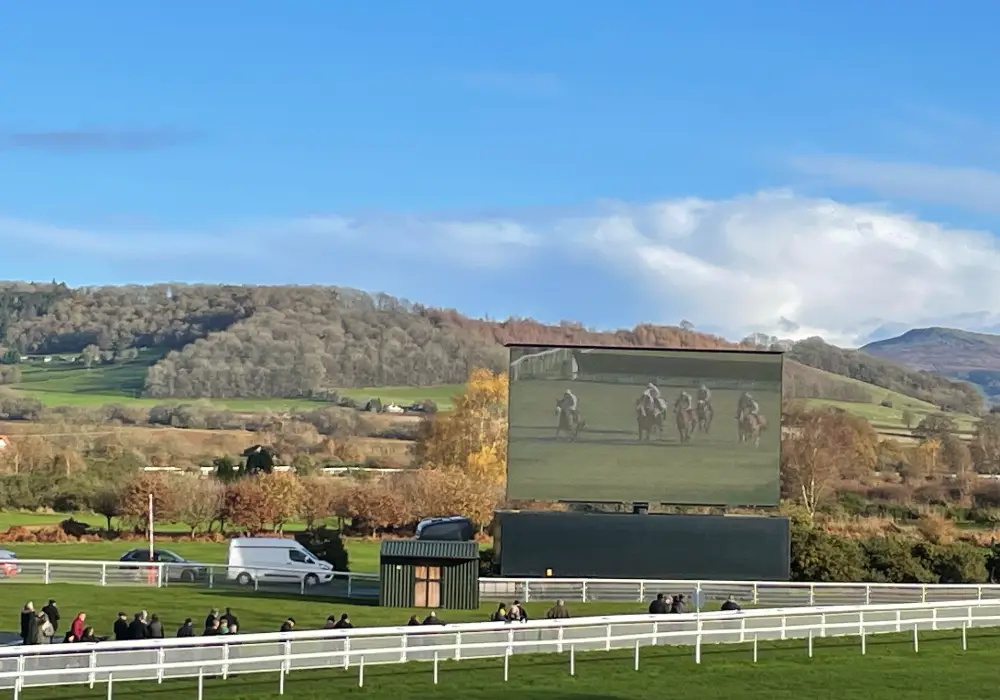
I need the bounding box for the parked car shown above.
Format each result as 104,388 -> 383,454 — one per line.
119,548 -> 209,583
0,549 -> 20,577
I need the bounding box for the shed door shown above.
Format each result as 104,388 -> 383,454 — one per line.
414,564 -> 442,608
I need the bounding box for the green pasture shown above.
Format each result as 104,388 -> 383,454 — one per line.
508,379 -> 781,504
0,583 -> 635,639
802,397 -> 978,436
7,352 -> 462,411
8,620 -> 997,699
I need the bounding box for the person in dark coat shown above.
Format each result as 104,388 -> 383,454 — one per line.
669,595 -> 686,614
20,602 -> 35,644
333,613 -> 353,630
421,611 -> 445,625
280,618 -> 295,633
221,608 -> 239,630
128,612 -> 150,640
204,609 -> 219,633
113,612 -> 129,641
177,619 -> 195,637
648,593 -> 669,615
42,600 -> 60,638
720,596 -> 741,612
148,614 -> 164,638
407,615 -> 420,626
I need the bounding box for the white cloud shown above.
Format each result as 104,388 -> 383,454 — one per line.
790,154 -> 1000,214
6,191 -> 1000,347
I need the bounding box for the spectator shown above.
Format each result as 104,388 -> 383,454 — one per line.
490,604 -> 508,623
177,619 -> 195,637
128,612 -> 150,640
63,629 -> 77,644
20,602 -> 35,644
280,618 -> 295,633
204,618 -> 221,636
218,619 -> 230,635
221,608 -> 239,630
70,612 -> 86,641
324,616 -> 336,629
720,596 -> 741,612
204,608 -> 219,632
113,612 -> 129,641
148,614 -> 164,639
669,595 -> 686,615
80,627 -> 103,643
30,611 -> 49,645
42,600 -> 60,639
406,615 -> 420,626
545,600 -> 571,620
421,611 -> 445,626
507,600 -> 528,623
333,614 -> 353,630
648,594 -> 669,615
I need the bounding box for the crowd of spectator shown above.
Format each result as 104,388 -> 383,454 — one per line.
16,594 -> 741,646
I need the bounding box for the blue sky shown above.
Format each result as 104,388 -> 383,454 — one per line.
5,1 -> 1000,345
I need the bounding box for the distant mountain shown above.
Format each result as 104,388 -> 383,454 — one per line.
862,327 -> 1000,403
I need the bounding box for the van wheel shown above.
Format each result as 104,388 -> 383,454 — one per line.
304,574 -> 319,587
236,572 -> 253,586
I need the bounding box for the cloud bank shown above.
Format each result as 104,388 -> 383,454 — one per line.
5,190 -> 1000,346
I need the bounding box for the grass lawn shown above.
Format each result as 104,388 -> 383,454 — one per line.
0,582 -> 635,638
802,397 -> 978,437
10,623 -> 997,699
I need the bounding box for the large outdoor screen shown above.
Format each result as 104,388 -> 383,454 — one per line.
506,345 -> 782,506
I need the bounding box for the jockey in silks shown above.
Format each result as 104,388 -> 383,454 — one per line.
674,390 -> 694,413
737,391 -> 759,420
561,389 -> 580,425
697,383 -> 712,404
642,382 -> 664,414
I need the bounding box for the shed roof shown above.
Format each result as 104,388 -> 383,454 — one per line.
380,539 -> 479,561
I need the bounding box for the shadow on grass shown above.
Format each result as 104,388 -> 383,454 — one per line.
179,586 -> 381,607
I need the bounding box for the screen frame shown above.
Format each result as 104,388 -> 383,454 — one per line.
503,342 -> 784,507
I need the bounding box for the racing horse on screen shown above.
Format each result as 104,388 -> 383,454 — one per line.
555,393 -> 583,440
635,393 -> 665,441
736,393 -> 766,447
674,392 -> 696,443
696,399 -> 714,433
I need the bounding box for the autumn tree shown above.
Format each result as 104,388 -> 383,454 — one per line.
901,409 -> 915,430
397,469 -> 501,529
177,478 -> 224,533
297,476 -> 339,530
227,477 -> 271,535
940,434 -> 975,504
343,478 -> 410,536
915,413 -> 958,441
972,415 -> 1000,474
416,368 -> 508,484
90,487 -> 123,533
119,472 -> 178,533
781,407 -> 878,522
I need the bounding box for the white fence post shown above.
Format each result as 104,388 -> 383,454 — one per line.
433,652 -> 439,684
605,624 -> 612,651
454,631 -> 462,661
99,563 -> 106,586
752,583 -> 759,605
932,608 -> 938,631
865,585 -> 871,606
639,580 -> 645,603
634,640 -> 640,670
753,634 -> 758,663
358,656 -> 364,688
198,668 -> 204,700
695,616 -> 702,664
524,579 -> 531,602
44,561 -> 51,585
695,582 -> 702,612
157,647 -> 165,683
503,648 -> 510,682
222,643 -> 230,679
913,624 -> 919,652
344,637 -> 351,669
962,622 -> 968,650
809,584 -> 815,606
570,644 -> 575,676
808,630 -> 813,658
107,672 -> 114,700
582,580 -> 587,603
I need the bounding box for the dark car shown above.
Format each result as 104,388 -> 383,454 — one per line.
119,548 -> 208,583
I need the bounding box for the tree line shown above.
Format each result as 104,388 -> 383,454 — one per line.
0,281 -> 981,408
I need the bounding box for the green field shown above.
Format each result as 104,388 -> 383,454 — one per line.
7,352 -> 461,411
508,379 -> 780,504
0,582 -> 635,639
7,623 -> 995,699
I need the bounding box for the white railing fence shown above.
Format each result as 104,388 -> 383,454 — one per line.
6,559 -> 1000,609
0,599 -> 997,697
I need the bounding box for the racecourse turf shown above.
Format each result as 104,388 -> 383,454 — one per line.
10,626 -> 994,699
507,379 -> 781,505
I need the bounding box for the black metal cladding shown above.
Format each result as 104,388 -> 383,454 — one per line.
496,510 -> 790,581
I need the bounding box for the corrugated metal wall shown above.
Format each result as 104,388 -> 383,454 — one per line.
379,559 -> 416,608
442,559 -> 480,610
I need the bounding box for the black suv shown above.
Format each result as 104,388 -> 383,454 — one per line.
119,548 -> 208,583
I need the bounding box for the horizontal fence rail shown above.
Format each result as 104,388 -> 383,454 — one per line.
6,559 -> 1000,609
0,599 -> 997,695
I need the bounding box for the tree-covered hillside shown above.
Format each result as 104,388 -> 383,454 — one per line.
0,282 -> 984,411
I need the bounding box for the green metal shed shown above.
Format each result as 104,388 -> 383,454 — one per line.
379,540 -> 480,610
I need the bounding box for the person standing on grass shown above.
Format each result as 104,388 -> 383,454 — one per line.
70,612 -> 86,641
221,608 -> 239,631
20,602 -> 35,644
177,618 -> 195,637
648,593 -> 668,615
333,613 -> 353,629
280,618 -> 295,633
42,600 -> 60,641
148,614 -> 164,639
113,612 -> 129,641
545,600 -> 571,619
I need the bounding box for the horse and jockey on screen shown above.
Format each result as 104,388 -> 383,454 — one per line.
635,382 -> 667,441
695,383 -> 714,433
674,390 -> 697,443
736,391 -> 766,447
555,389 -> 584,439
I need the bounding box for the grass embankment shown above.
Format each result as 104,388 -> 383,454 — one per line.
7,352 -> 461,411
7,623 -> 996,700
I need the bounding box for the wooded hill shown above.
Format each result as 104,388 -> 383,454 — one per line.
0,282 -> 983,412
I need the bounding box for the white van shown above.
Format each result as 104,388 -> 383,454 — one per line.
226,538 -> 335,587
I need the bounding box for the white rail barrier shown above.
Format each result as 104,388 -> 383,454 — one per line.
0,599 -> 997,695
6,559 -> 1000,609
